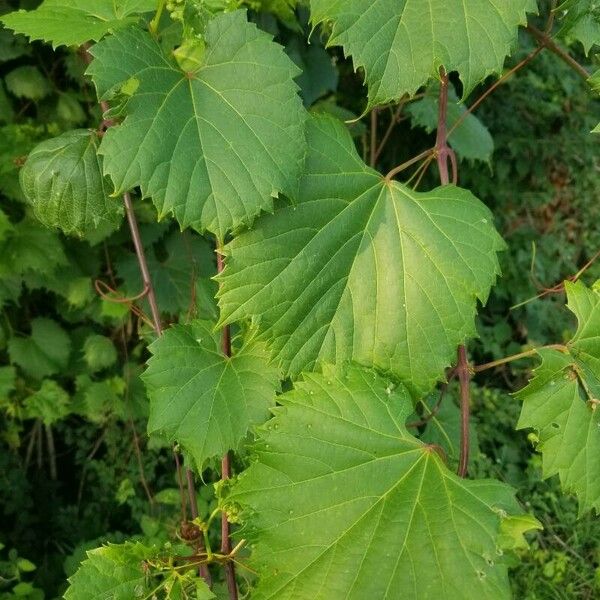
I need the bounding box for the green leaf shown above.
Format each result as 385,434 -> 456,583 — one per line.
1,0 -> 156,48
83,334 -> 118,371
407,84 -> 494,163
420,396 -> 480,466
5,66 -> 51,100
73,375 -> 128,423
253,0 -> 298,23
0,217 -> 67,275
116,230 -> 216,317
497,513 -> 542,551
16,558 -> 36,573
142,320 -> 279,467
56,94 -> 87,125
64,542 -> 217,599
517,281 -> 600,513
65,542 -> 216,600
0,27 -> 31,62
309,0 -> 536,107
20,130 -> 123,236
0,365 -> 16,400
556,0 -> 600,54
224,364 -> 534,599
286,35 -> 338,106
218,115 -> 505,396
24,379 -> 70,426
8,317 -> 71,379
88,10 -> 306,239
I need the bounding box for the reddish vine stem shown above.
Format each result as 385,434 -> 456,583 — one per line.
435,69 -> 457,186
435,68 -> 469,477
216,249 -> 239,600
526,24 -> 590,80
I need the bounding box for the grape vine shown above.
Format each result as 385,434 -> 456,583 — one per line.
1,0 -> 599,598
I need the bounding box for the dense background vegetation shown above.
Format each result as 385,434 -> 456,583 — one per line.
0,1 -> 599,598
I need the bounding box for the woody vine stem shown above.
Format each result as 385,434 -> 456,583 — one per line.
433,69 -> 470,478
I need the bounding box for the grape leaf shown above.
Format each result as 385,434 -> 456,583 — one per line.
83,334 -> 118,371
65,541 -> 216,599
223,364 -> 534,599
1,0 -> 155,48
72,375 -> 128,423
309,0 -> 536,107
116,230 -> 216,317
8,317 -> 71,379
0,217 -> 67,275
0,27 -> 31,62
142,320 -> 279,467
407,84 -> 494,163
287,36 -> 338,106
556,0 -> 600,54
517,280 -> 600,513
25,379 -> 70,425
5,66 -> 51,100
88,10 -> 306,239
218,115 -> 505,396
20,129 -> 123,236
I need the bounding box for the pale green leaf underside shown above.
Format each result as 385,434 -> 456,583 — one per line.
218,115 -> 505,396
517,281 -> 600,513
227,365 -> 527,599
310,0 -> 536,106
20,129 -> 122,236
88,10 -> 305,239
0,0 -> 155,48
142,321 -> 279,467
